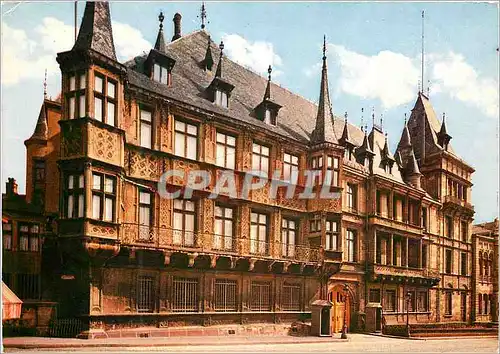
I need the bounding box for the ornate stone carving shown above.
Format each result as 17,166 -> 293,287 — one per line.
163,251 -> 172,266
90,125 -> 118,164
248,258 -> 257,271
88,224 -> 117,238
210,255 -> 218,268
187,253 -> 197,267
61,124 -> 84,157
129,150 -> 160,181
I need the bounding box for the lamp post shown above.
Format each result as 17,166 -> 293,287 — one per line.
341,284 -> 349,339
405,291 -> 411,337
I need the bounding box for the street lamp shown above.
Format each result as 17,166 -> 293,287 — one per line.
341,284 -> 349,339
405,291 -> 411,337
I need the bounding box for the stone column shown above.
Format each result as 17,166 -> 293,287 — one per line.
419,240 -> 423,268
389,234 -> 394,266
374,229 -> 378,264
405,237 -> 409,268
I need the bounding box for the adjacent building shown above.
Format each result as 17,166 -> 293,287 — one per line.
472,219 -> 498,324
4,1 -> 482,336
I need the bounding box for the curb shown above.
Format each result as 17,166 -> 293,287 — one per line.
3,337 -> 350,349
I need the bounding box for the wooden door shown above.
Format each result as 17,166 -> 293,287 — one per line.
329,288 -> 349,333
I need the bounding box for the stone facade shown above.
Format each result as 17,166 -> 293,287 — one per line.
4,1 -> 484,336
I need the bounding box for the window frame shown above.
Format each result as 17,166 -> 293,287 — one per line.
173,199 -> 197,247
384,290 -> 396,312
281,218 -> 297,258
215,131 -> 236,169
282,283 -> 301,311
64,173 -> 85,219
346,183 -> 357,211
445,249 -> 453,274
251,142 -> 270,174
2,222 -> 12,251
445,291 -> 453,316
250,281 -> 271,311
214,204 -> 234,251
137,275 -> 154,313
172,276 -> 199,312
93,73 -> 117,126
214,278 -> 237,312
91,173 -> 116,222
326,155 -> 340,187
66,71 -> 86,119
139,106 -> 153,149
346,229 -> 357,262
325,220 -> 339,251
283,152 -> 299,184
174,118 -> 198,160
138,189 -> 154,241
250,212 -> 269,255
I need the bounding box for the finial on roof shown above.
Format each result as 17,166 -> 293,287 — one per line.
365,124 -> 368,133
404,112 -> 407,125
264,65 -> 272,100
344,111 -> 348,122
43,69 -> 47,100
322,35 -> 327,61
380,113 -> 383,131
159,11 -> 165,29
215,41 -> 225,78
418,79 -> 421,93
360,107 -> 364,130
427,80 -> 431,97
372,107 -> 375,127
154,11 -> 167,53
204,35 -> 214,71
200,2 -> 207,29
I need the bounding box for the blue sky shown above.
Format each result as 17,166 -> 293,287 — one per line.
1,1 -> 498,222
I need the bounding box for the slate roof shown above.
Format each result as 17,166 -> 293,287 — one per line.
25,101 -> 48,143
73,2 -> 117,61
472,219 -> 499,236
126,30 -> 365,147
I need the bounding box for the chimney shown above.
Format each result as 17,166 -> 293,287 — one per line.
172,13 -> 182,41
6,178 -> 18,196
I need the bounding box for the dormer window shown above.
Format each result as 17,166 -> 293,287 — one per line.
264,108 -> 277,126
215,89 -> 229,108
153,63 -> 171,85
256,65 -> 281,126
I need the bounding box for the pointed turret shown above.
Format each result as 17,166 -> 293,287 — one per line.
405,148 -> 422,189
255,65 -> 281,124
382,134 -> 395,162
399,115 -> 412,148
203,36 -> 214,71
356,129 -> 375,168
206,41 -> 234,105
154,12 -> 167,53
72,1 -> 116,60
339,112 -> 353,146
215,41 -> 225,78
264,65 -> 272,101
25,102 -> 49,145
437,112 -> 452,149
310,36 -> 337,145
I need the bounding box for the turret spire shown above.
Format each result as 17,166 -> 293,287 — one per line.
43,69 -> 47,100
203,35 -> 214,71
154,12 -> 167,53
25,103 -> 49,145
310,35 -> 337,145
72,1 -> 117,60
264,65 -> 272,100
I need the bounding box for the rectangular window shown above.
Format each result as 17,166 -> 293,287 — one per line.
214,205 -> 234,251
19,225 -> 29,251
252,143 -> 269,174
369,289 -> 381,303
93,74 -> 116,126
67,72 -> 86,119
407,291 -> 416,312
346,229 -> 356,262
33,160 -> 46,184
172,277 -> 198,312
445,249 -> 453,274
422,207 -> 428,230
140,107 -> 152,149
461,221 -> 468,242
461,252 -> 467,276
137,276 -> 154,313
17,274 -> 40,300
417,291 -> 428,312
445,215 -> 453,238
445,291 -> 453,315
422,244 -> 428,269
174,119 -> 198,160
214,279 -> 237,312
250,212 -> 268,255
326,156 -> 340,187
250,281 -> 271,311
173,199 -> 196,246
138,190 -> 153,241
29,225 -> 40,252
65,174 -> 84,218
310,219 -> 321,233
91,173 -> 116,222
215,89 -> 228,108
153,63 -> 170,84
385,290 -> 396,312
283,153 -> 299,184
215,132 -> 236,169
281,218 -> 297,258
282,283 -> 301,311
2,222 -> 12,250
346,183 -> 357,211
325,220 -> 338,251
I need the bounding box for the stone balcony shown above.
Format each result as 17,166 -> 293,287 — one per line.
119,223 -> 322,273
443,195 -> 474,215
368,263 -> 440,286
369,215 -> 424,236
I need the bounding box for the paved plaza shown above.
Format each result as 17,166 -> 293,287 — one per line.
3,334 -> 498,353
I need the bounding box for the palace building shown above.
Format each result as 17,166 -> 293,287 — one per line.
6,1 -> 480,336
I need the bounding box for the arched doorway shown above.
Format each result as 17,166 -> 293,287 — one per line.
328,285 -> 351,333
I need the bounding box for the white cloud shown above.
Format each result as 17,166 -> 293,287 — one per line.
308,44 -> 498,117
1,17 -> 151,86
329,44 -> 420,109
112,22 -> 151,61
431,52 -> 498,117
221,33 -> 283,77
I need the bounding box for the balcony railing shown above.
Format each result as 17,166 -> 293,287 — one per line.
371,264 -> 440,279
120,223 -> 321,263
443,195 -> 474,211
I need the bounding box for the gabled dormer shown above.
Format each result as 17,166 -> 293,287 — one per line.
355,127 -> 375,169
339,113 -> 355,160
255,65 -> 282,126
380,134 -> 396,174
144,12 -> 176,86
206,41 -> 234,108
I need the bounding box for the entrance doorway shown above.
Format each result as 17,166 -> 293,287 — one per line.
461,292 -> 467,322
328,286 -> 350,333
